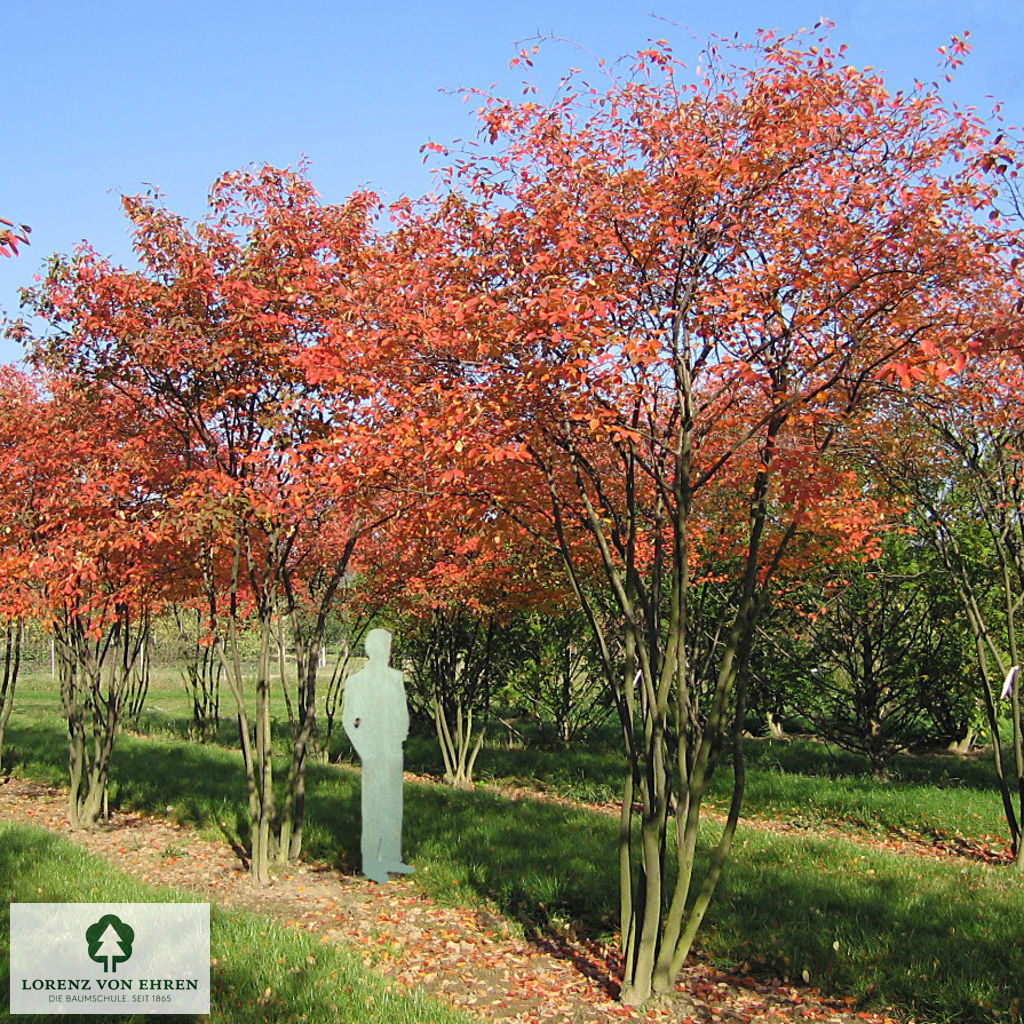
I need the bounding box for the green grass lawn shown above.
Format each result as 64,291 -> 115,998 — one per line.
0,820 -> 470,1024
394,729 -> 1015,853
5,667 -> 1024,1023
13,664 -> 1012,852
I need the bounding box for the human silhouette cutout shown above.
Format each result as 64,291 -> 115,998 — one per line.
342,628 -> 414,884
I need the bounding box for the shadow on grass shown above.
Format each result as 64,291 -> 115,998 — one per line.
307,770 -> 615,935
309,767 -> 1023,1022
5,723 -> 1021,1022
742,736 -> 1003,791
710,832 -> 1022,1022
7,721 -> 253,847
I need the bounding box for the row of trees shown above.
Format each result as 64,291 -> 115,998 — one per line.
0,555 -> 982,780
2,27 -> 1023,1004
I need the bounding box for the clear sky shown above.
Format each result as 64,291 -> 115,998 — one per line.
3,0 -> 1022,364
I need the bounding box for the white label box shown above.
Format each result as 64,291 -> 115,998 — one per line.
9,903 -> 210,1015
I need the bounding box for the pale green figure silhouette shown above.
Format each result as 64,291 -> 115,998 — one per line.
342,628 -> 415,884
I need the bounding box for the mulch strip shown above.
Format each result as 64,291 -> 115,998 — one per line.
0,775 -> 901,1024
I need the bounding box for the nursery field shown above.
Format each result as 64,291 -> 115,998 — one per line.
2,668 -> 1023,1024
7,20 -> 1024,1024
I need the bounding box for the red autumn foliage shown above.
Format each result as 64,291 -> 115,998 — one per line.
308,28 -> 1022,1002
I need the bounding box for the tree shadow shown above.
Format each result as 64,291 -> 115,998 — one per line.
5,722 -> 1018,1018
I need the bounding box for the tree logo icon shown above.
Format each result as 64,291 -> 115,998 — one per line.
85,914 -> 135,973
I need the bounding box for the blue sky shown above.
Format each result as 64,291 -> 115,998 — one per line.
3,0 -> 1022,364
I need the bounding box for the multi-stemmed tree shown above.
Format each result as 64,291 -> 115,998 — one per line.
3,30 -> 1021,1002
23,167 -> 423,879
880,350 -> 1024,867
0,370 -> 175,826
360,31 -> 1016,1001
752,533 -> 978,774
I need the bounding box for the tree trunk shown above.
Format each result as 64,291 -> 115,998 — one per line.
56,610 -> 142,830
0,620 -> 22,770
434,696 -> 486,788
